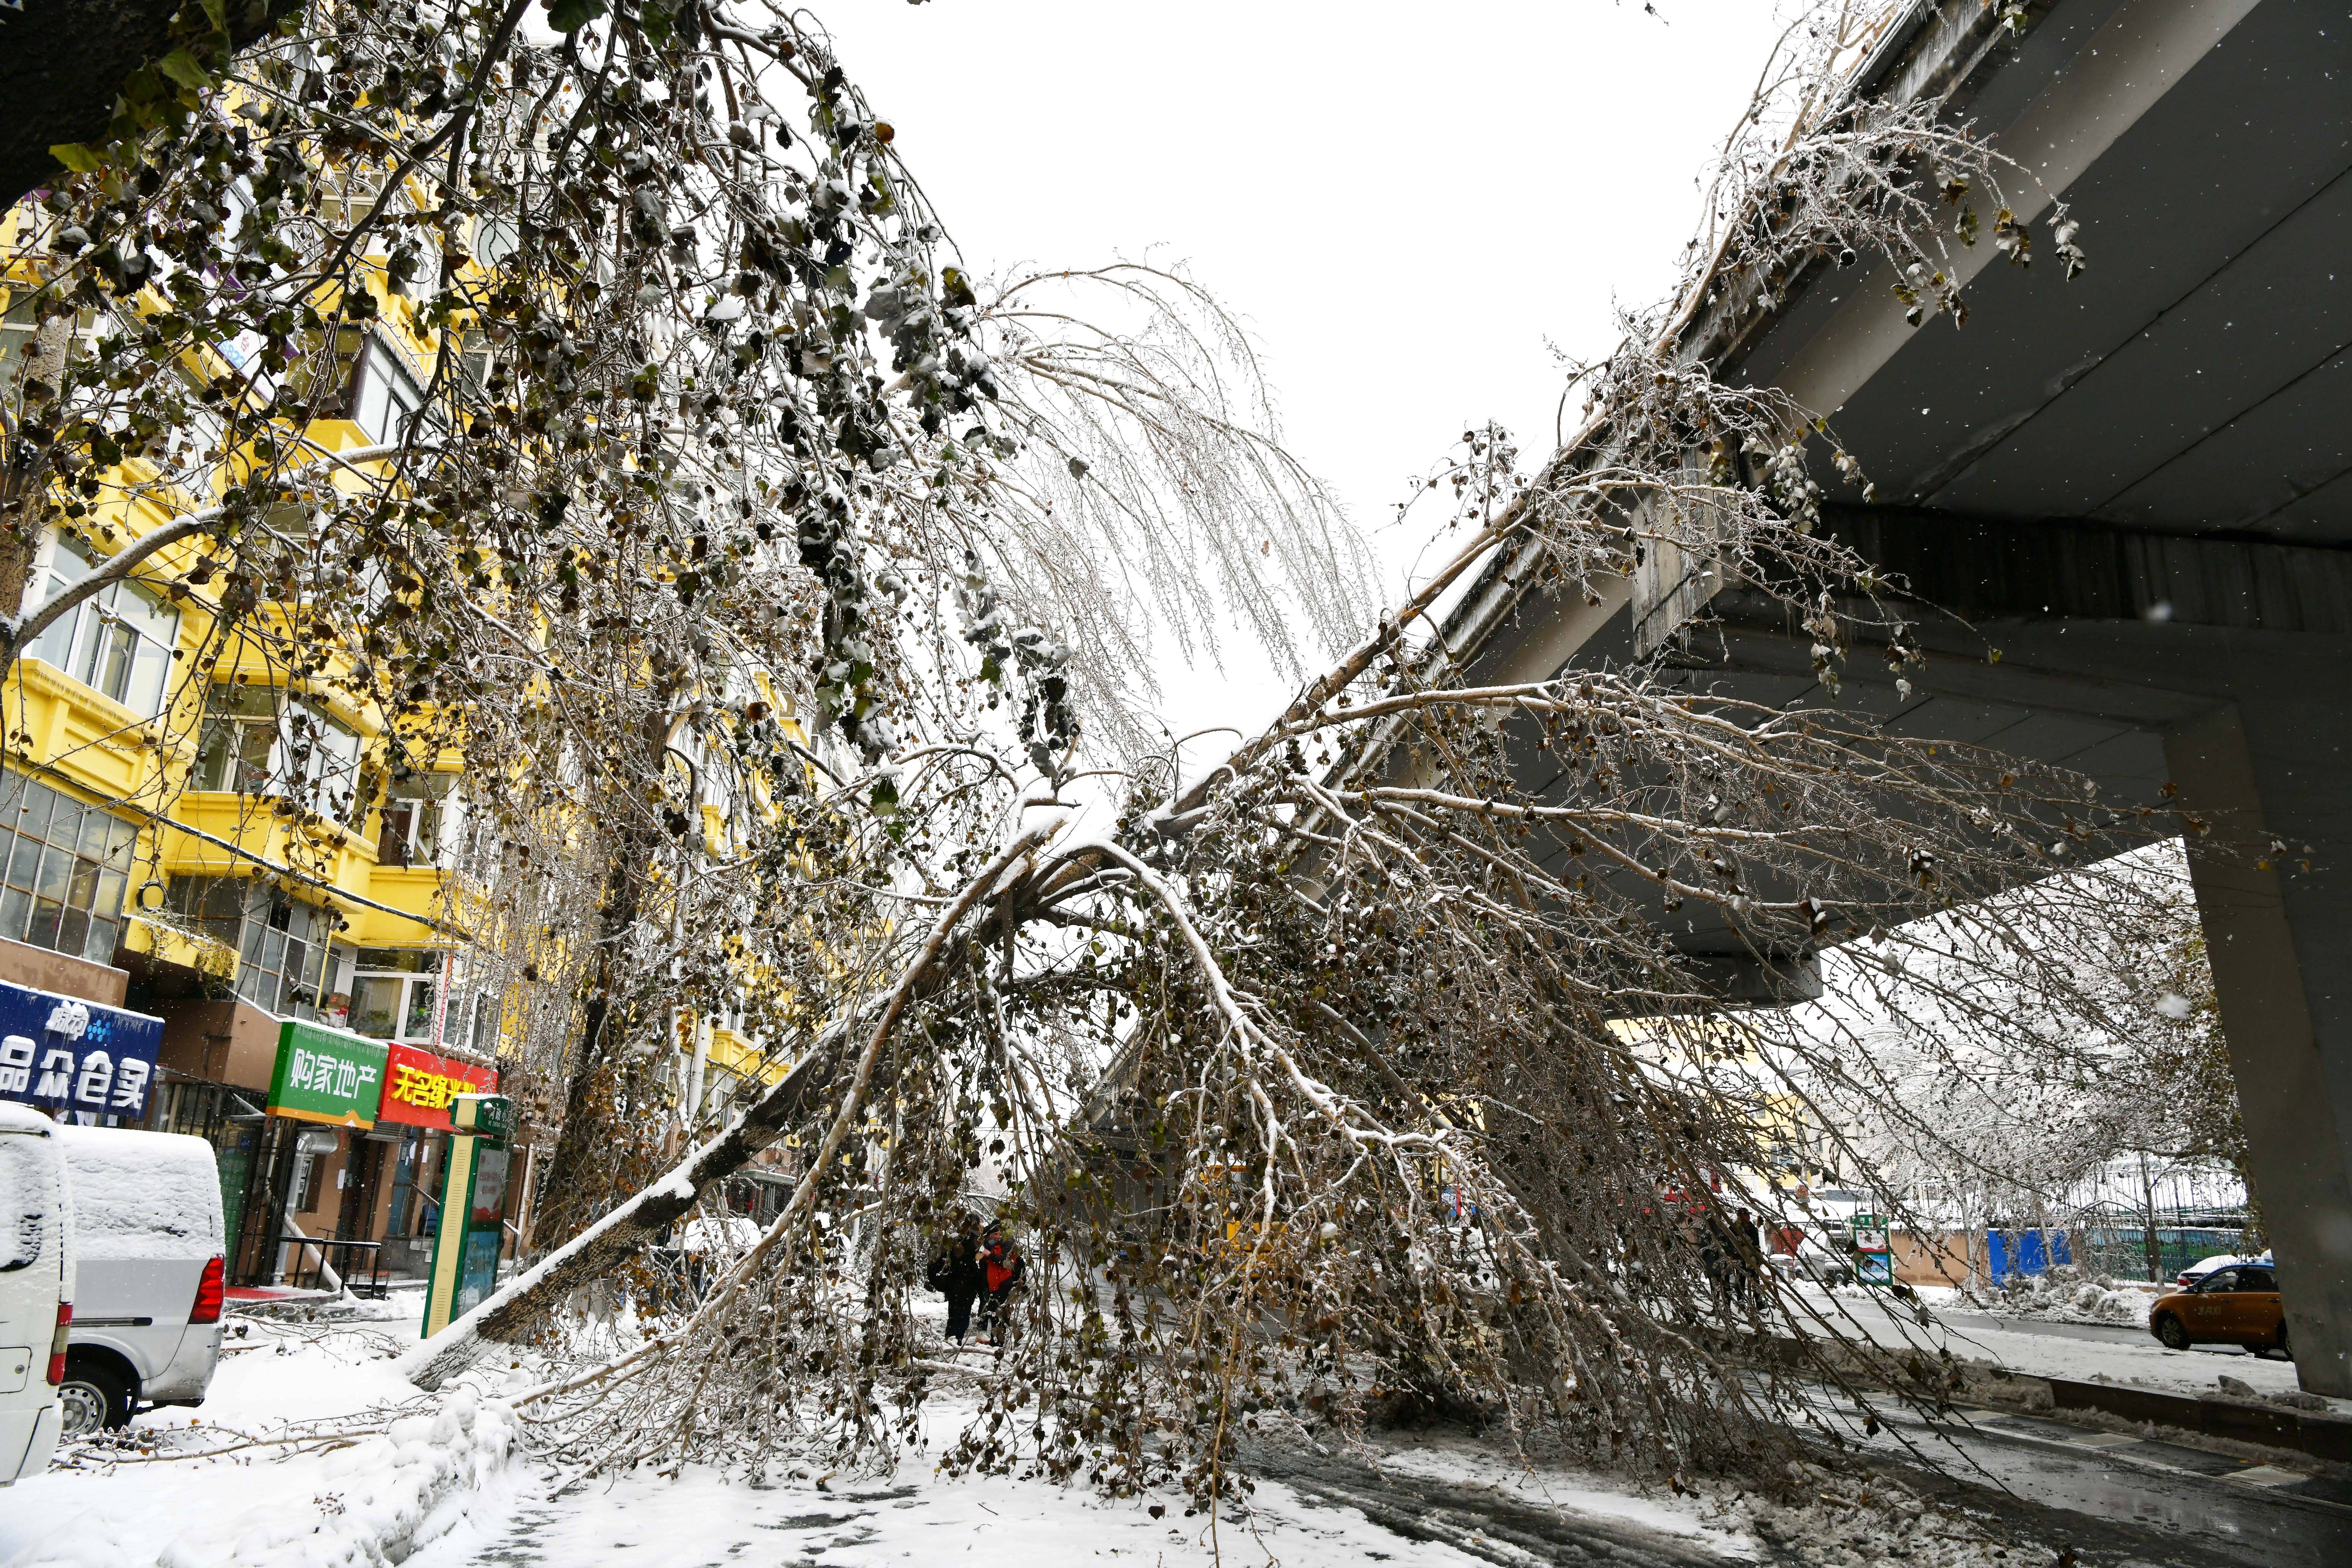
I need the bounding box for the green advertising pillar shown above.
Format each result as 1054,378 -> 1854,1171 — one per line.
422,1092 -> 514,1338
1852,1212 -> 1893,1287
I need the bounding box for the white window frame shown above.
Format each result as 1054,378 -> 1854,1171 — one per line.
192,683 -> 370,829
378,770 -> 458,868
348,335 -> 440,448
25,533 -> 181,718
346,950 -> 445,1045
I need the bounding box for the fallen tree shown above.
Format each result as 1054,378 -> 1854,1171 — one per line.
9,0 -> 2182,1507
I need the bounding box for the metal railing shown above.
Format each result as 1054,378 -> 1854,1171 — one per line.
282,1237 -> 390,1298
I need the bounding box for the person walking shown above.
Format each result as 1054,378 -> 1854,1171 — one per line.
1696,1209 -> 1730,1317
1730,1208 -> 1765,1309
928,1217 -> 985,1346
977,1223 -> 1024,1344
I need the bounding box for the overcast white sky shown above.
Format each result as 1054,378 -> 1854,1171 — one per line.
817,0 -> 1795,744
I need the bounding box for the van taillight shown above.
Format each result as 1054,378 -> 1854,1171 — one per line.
190,1255 -> 225,1325
46,1302 -> 69,1386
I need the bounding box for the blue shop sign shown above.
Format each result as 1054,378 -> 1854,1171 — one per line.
0,981 -> 164,1119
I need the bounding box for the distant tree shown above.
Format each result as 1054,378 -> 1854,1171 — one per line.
1793,841 -> 2248,1278
2140,920 -> 2243,1178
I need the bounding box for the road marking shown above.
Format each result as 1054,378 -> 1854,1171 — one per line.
2225,1465 -> 2306,1488
2068,1433 -> 2143,1450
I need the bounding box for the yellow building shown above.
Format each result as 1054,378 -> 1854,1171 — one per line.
0,201 -> 515,1286
0,153 -> 817,1278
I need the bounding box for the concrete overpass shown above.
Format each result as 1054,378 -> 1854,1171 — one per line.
1445,0 -> 2352,1390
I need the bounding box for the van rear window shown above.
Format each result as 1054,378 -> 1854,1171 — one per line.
0,1128 -> 60,1273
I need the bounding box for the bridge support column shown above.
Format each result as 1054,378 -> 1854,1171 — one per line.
2164,704 -> 2352,1396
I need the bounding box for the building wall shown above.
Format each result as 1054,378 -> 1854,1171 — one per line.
0,933 -> 127,1007
155,995 -> 283,1092
2,245 -> 491,1051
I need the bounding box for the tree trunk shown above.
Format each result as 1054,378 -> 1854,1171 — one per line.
401,1036 -> 839,1389
535,707 -> 676,1247
531,842 -> 650,1246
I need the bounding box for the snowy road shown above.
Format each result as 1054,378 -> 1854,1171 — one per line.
1783,1287 -> 2337,1408
1814,1390 -> 2352,1568
395,1414 -> 2352,1568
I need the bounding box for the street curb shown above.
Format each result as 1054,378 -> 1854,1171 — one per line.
1753,1331 -> 2352,1465
2040,1376 -> 2352,1464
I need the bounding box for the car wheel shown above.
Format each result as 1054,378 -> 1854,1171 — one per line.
2270,1321 -> 2293,1362
57,1356 -> 133,1440
2154,1313 -> 2192,1352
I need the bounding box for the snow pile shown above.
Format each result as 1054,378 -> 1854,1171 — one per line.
1971,1266 -> 2156,1325
56,1127 -> 223,1261
1718,1459 -> 2048,1567
150,1389 -> 517,1568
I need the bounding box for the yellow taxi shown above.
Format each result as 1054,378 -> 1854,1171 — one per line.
2148,1261 -> 2289,1359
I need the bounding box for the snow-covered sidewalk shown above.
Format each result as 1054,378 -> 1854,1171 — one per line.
2,1297 -> 1754,1568
0,1290 -> 519,1568
397,1421 -> 1752,1568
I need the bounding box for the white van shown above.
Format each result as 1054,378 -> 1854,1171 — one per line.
0,1103 -> 70,1484
53,1127 -> 224,1438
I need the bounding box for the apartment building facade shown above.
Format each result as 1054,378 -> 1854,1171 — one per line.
0,201 -> 521,1287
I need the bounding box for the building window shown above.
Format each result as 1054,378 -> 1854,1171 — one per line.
0,769 -> 135,966
163,876 -> 336,1020
456,327 -> 493,397
377,771 -> 454,867
158,364 -> 226,495
0,291 -> 36,387
348,948 -> 443,1043
25,535 -> 181,718
162,873 -> 245,951
349,337 -> 438,447
192,683 -> 371,830
191,684 -> 278,795
472,214 -> 519,271
237,895 -> 334,1019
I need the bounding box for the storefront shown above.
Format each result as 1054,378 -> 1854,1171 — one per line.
226,1017 -> 501,1290
371,1039 -> 499,1276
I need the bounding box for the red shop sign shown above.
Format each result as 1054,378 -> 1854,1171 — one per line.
377,1041 -> 499,1130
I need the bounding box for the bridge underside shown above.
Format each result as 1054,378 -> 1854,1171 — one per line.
1457,0 -> 2352,1389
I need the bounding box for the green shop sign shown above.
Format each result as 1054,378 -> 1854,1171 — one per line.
266,1019 -> 389,1129
453,1092 -> 513,1141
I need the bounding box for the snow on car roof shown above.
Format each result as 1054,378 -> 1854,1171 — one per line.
57,1126 -> 224,1260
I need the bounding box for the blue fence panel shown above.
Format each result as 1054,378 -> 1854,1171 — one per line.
1987,1228 -> 2072,1281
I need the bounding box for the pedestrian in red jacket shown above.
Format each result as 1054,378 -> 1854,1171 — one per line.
977,1224 -> 1024,1344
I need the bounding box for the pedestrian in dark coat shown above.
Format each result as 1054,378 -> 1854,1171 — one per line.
1730,1208 -> 1765,1308
927,1219 -> 985,1345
